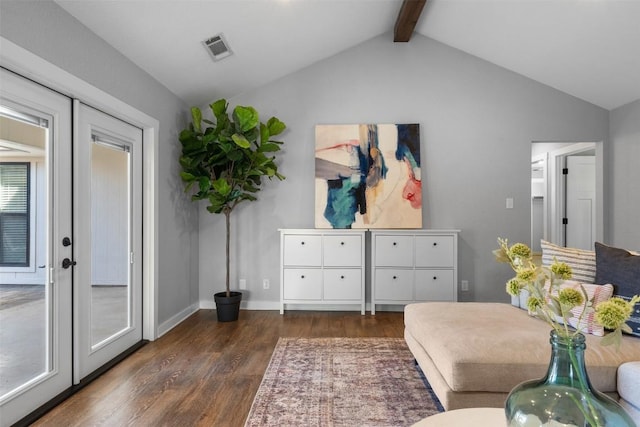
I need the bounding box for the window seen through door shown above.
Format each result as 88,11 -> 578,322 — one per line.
0,162 -> 30,266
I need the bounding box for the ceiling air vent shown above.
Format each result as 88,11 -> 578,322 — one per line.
203,34 -> 233,62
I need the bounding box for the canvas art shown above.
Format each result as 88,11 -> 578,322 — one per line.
315,123 -> 422,229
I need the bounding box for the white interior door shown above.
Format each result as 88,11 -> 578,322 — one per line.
565,155 -> 596,250
0,69 -> 73,426
73,102 -> 142,383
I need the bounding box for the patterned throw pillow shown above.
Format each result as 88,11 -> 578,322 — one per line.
541,240 -> 596,283
546,280 -> 614,336
595,242 -> 640,337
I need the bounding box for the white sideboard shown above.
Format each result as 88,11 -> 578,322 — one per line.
370,229 -> 459,314
279,229 -> 366,314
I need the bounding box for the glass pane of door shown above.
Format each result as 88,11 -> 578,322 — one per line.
0,112 -> 48,396
90,138 -> 131,347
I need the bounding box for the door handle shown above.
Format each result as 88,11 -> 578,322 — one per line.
62,258 -> 77,269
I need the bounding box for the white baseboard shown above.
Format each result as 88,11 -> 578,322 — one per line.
157,302 -> 199,338
199,299 -> 406,313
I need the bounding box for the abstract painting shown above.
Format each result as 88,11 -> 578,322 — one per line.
315,123 -> 421,229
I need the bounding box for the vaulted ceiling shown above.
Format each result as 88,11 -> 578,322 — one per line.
55,0 -> 640,111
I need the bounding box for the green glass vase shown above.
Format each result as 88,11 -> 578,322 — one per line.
505,330 -> 635,427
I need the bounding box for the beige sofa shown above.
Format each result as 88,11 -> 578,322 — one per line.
404,302 -> 640,411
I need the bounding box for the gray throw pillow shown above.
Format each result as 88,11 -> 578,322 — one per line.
595,242 -> 640,337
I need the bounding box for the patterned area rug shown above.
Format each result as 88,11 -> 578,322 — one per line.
245,337 -> 442,427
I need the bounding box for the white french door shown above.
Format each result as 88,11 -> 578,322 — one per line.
0,68 -> 73,426
73,102 -> 143,382
0,70 -> 143,425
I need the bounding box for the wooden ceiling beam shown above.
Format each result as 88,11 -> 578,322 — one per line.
394,0 -> 427,42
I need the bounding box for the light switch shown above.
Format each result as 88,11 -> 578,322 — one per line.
506,197 -> 514,209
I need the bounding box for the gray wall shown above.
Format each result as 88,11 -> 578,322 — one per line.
608,100 -> 640,250
3,1 -> 626,313
200,33 -> 610,306
0,1 -> 199,328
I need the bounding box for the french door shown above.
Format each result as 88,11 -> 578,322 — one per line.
73,102 -> 142,382
0,69 -> 142,426
0,68 -> 73,426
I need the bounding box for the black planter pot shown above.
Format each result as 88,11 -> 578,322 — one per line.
213,291 -> 242,322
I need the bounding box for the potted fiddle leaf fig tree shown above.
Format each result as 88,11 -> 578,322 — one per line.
179,98 -> 286,322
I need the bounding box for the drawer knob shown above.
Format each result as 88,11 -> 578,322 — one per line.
340,275 -> 345,279
433,276 -> 437,280
301,275 -> 305,279
301,241 -> 305,245
433,242 -> 437,246
393,242 -> 397,246
393,275 -> 397,279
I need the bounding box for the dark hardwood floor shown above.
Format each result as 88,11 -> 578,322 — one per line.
32,310 -> 405,427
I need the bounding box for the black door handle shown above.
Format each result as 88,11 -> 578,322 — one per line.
62,258 -> 77,269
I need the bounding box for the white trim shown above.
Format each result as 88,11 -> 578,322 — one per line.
157,303 -> 199,338
200,299 -> 406,313
1,36 -> 159,341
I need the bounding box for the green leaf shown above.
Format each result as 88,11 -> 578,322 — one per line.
234,106 -> 259,132
211,99 -> 228,122
179,156 -> 192,169
180,171 -> 196,182
600,328 -> 622,347
267,117 -> 286,136
258,142 -> 281,153
212,178 -> 232,196
227,149 -> 243,162
198,176 -> 211,193
206,202 -> 225,214
245,127 -> 260,145
242,183 -> 259,193
232,133 -> 251,148
179,128 -> 195,144
190,107 -> 202,133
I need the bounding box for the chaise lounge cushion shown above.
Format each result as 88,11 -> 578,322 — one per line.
404,302 -> 640,394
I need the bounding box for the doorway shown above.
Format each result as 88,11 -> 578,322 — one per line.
0,69 -> 143,426
531,142 -> 602,252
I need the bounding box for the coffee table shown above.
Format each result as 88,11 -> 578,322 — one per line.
412,407 -> 505,426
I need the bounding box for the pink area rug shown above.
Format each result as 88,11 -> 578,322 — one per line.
245,337 -> 441,426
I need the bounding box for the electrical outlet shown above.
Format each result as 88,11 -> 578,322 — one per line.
461,280 -> 469,291
263,279 -> 270,290
239,279 -> 247,290
506,197 -> 514,209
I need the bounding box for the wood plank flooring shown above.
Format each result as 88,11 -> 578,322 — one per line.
33,310 -> 405,427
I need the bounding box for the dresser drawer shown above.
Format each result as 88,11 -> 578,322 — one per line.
374,269 -> 413,300
415,269 -> 455,301
415,235 -> 454,267
283,235 -> 322,266
323,235 -> 362,267
323,269 -> 362,300
374,235 -> 413,267
283,268 -> 322,300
